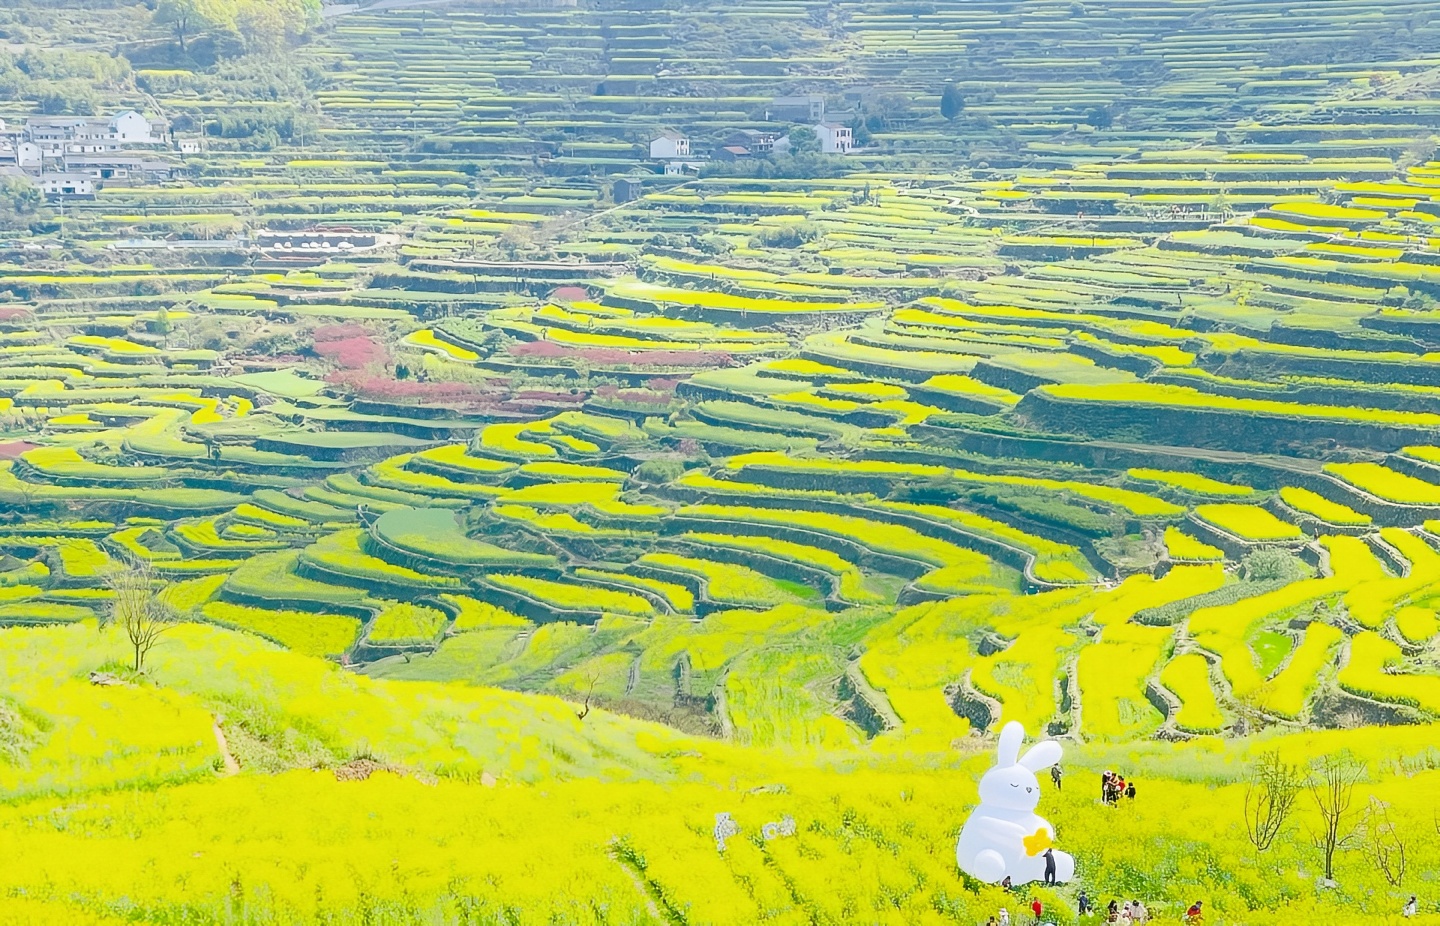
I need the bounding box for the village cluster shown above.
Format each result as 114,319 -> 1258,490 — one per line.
0,109 -> 193,197
640,93 -> 856,179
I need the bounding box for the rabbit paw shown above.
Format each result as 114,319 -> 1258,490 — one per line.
967,848 -> 1007,883
1052,849 -> 1076,882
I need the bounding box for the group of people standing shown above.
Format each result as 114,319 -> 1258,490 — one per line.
1100,769 -> 1135,805
984,898 -> 1049,926
1076,892 -> 1148,923
989,892 -> 1157,925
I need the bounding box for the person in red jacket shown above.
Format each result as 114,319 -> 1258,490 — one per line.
1031,898 -> 1043,923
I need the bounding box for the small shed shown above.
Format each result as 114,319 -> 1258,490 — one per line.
613,177 -> 644,203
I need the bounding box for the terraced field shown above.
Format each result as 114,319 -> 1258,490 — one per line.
2,0 -> 1440,923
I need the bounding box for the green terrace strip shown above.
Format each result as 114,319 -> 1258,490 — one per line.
723,451 -> 1184,517
367,602 -> 448,647
408,444 -> 517,481
675,503 -> 1003,595
485,574 -> 654,617
1035,382 -> 1440,428
1127,469 -> 1254,497
437,594 -> 529,633
636,552 -> 803,609
372,507 -> 556,568
572,568 -> 696,613
496,482 -> 667,520
676,531 -> 879,603
222,551 -> 375,610
606,279 -> 886,316
200,601 -> 360,659
300,529 -> 461,591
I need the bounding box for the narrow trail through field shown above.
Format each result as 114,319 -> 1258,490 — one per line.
213,719 -> 239,776
610,847 -> 675,926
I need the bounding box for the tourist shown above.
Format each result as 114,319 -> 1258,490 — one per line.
1077,890 -> 1092,917
986,917 -> 997,926
1101,770 -> 1112,802
1051,764 -> 1062,790
998,907 -> 1011,926
1125,780 -> 1136,801
1043,847 -> 1057,886
1031,898 -> 1043,924
1001,875 -> 1013,893
1106,899 -> 1119,922
1405,896 -> 1418,918
1131,899 -> 1147,923
1184,901 -> 1203,923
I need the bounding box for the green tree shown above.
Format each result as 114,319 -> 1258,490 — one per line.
233,0 -> 322,55
940,82 -> 965,120
788,126 -> 819,156
0,175 -> 42,227
156,0 -> 318,55
1084,105 -> 1113,129
156,0 -> 229,52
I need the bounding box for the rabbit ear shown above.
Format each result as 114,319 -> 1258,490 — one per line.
1018,739 -> 1063,773
996,721 -> 1024,767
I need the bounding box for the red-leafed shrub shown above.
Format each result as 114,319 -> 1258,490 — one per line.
314,335 -> 389,369
325,371 -> 496,410
313,324 -> 369,341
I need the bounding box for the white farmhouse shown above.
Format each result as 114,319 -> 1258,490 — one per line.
0,141 -> 41,171
16,141 -> 41,170
109,110 -> 153,145
39,173 -> 95,196
814,121 -> 854,154
648,130 -> 690,160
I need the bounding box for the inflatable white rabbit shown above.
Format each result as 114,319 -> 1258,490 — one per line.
956,721 -> 1075,886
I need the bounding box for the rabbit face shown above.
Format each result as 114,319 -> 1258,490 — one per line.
977,721 -> 1063,813
978,762 -> 1042,811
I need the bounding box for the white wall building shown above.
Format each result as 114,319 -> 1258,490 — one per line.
109,110 -> 153,145
39,173 -> 95,196
16,141 -> 41,170
649,130 -> 690,160
815,121 -> 854,154
24,111 -> 166,157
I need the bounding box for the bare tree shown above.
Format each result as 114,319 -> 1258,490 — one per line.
106,560 -> 179,673
1362,797 -> 1407,888
1309,752 -> 1365,883
576,671 -> 600,721
1245,750 -> 1305,853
